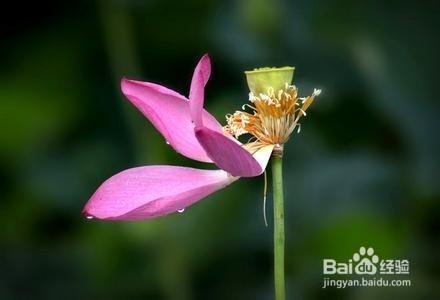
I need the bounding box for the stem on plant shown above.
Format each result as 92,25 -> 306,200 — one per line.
272,146 -> 285,300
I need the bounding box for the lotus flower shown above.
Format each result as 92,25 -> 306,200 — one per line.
83,54 -> 321,220
83,55 -> 275,220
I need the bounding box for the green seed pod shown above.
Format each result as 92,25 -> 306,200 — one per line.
245,67 -> 294,94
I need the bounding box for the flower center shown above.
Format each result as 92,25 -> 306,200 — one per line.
224,85 -> 321,145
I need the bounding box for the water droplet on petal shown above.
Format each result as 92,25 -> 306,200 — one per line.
165,140 -> 170,145
86,215 -> 94,220
177,208 -> 185,213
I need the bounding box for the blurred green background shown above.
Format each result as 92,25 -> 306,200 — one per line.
1,0 -> 438,299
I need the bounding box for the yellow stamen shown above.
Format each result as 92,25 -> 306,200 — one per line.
224,84 -> 321,145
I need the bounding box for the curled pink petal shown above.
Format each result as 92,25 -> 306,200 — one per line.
121,79 -> 222,162
189,54 -> 211,127
83,166 -> 237,220
195,127 -> 262,177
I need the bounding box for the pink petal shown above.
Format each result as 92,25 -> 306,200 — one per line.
195,127 -> 262,177
83,166 -> 237,220
250,144 -> 275,171
189,54 -> 211,127
121,79 -> 223,162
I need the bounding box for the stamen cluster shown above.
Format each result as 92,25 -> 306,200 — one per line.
224,84 -> 321,145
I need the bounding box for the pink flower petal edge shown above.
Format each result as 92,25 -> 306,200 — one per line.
189,54 -> 211,127
195,127 -> 263,177
83,166 -> 237,220
251,144 -> 275,171
121,79 -> 223,163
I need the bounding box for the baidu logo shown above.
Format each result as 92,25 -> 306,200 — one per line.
322,246 -> 411,289
323,246 -> 409,276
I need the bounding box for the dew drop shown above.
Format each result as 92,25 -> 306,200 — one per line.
177,208 -> 185,213
165,140 -> 170,145
86,215 -> 94,220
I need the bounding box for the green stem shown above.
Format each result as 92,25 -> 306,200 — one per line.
272,154 -> 285,300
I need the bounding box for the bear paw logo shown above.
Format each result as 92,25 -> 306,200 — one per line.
353,246 -> 379,275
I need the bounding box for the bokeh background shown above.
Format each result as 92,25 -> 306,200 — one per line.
1,0 -> 438,299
